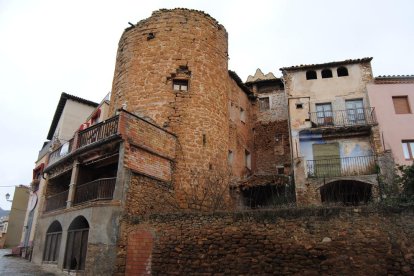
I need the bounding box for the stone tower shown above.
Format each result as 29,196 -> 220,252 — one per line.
109,9 -> 231,205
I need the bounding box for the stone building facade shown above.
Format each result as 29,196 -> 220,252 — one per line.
29,9 -> 292,274
280,58 -> 391,205
25,8 -> 406,275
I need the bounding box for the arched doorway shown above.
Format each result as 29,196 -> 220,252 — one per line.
64,216 -> 89,271
43,220 -> 62,263
320,180 -> 372,205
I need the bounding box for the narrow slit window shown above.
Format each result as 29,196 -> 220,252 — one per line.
245,149 -> 251,170
173,79 -> 188,91
240,107 -> 246,123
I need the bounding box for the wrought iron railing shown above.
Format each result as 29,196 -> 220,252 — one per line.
307,155 -> 377,178
73,177 -> 116,205
77,116 -> 119,148
48,139 -> 74,165
45,190 -> 69,212
309,107 -> 377,128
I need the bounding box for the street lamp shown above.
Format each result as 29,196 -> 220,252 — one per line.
5,193 -> 12,202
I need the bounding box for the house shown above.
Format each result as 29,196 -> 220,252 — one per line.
2,185 -> 29,249
19,92 -> 100,260
280,58 -> 392,205
367,75 -> 414,166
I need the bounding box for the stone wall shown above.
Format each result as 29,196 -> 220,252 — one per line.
119,206 -> 414,275
110,8 -> 231,202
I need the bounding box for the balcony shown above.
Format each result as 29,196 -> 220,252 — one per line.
48,116 -> 119,166
306,155 -> 377,178
73,178 -> 116,205
309,108 -> 377,128
45,190 -> 69,212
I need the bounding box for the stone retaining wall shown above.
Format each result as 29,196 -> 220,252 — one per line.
119,205 -> 414,275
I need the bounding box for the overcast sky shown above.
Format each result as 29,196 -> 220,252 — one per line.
0,0 -> 413,210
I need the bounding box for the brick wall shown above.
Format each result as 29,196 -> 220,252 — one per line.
119,111 -> 176,182
119,206 -> 414,275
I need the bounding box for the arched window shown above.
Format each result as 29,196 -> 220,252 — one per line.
43,221 -> 62,263
337,66 -> 349,77
321,69 -> 333,78
64,216 -> 89,271
306,70 -> 317,80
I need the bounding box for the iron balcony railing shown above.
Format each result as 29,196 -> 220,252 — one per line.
307,155 -> 377,178
77,116 -> 119,148
45,190 -> 69,212
309,107 -> 377,128
73,177 -> 116,205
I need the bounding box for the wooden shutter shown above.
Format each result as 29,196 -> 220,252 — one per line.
393,96 -> 411,114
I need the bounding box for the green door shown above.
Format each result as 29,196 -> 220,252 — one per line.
312,143 -> 341,177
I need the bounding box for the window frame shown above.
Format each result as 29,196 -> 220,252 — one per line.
337,66 -> 349,77
402,140 -> 414,160
259,97 -> 270,111
172,79 -> 189,92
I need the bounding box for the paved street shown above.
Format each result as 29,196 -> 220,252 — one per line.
0,249 -> 65,275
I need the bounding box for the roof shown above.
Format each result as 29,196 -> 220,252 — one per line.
246,68 -> 277,83
46,93 -> 99,140
374,75 -> 414,84
228,70 -> 255,99
280,57 -> 373,72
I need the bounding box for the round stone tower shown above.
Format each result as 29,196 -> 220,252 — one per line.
110,9 -> 230,206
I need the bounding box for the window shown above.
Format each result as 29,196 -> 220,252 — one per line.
306,70 -> 317,80
393,96 -> 411,114
240,107 -> 246,122
402,140 -> 414,160
259,97 -> 270,111
346,99 -> 365,125
245,150 -> 251,170
321,69 -> 333,78
296,103 -> 303,109
277,166 -> 284,175
315,103 -> 333,126
173,79 -> 188,91
228,150 -> 233,165
337,66 -> 349,77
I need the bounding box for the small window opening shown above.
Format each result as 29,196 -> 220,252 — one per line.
259,97 -> 270,111
240,107 -> 246,123
296,103 -> 303,109
147,32 -> 155,40
228,150 -> 234,165
277,166 -> 284,175
306,70 -> 317,80
173,79 -> 188,91
337,66 -> 348,77
321,69 -> 333,78
202,134 -> 206,146
209,163 -> 213,170
245,149 -> 251,170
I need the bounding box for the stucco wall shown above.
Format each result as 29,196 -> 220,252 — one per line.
367,82 -> 414,165
54,99 -> 96,142
5,186 -> 29,248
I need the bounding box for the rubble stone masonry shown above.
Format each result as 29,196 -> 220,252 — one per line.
110,9 -> 232,201
118,206 -> 414,275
